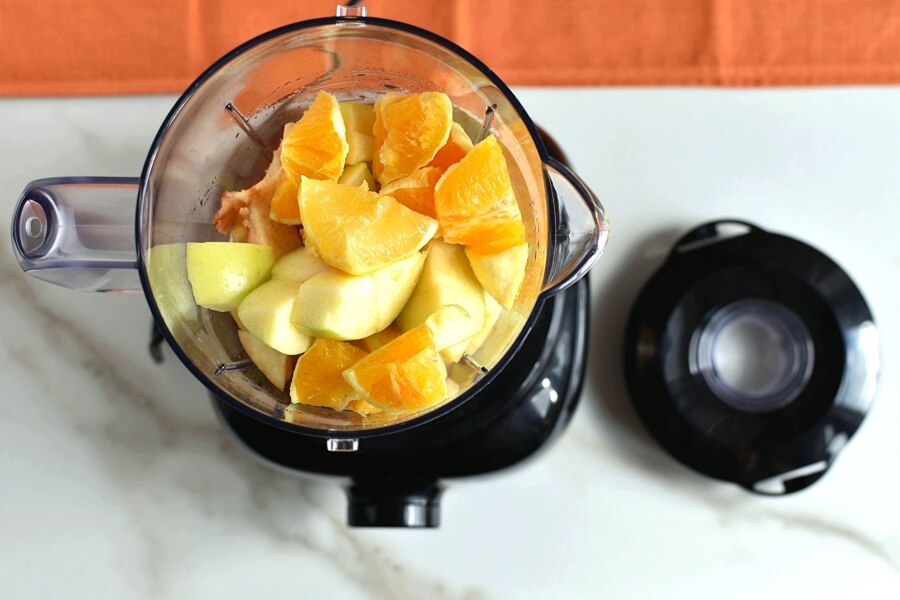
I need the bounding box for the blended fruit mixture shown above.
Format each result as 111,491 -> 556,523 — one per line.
185,90 -> 528,420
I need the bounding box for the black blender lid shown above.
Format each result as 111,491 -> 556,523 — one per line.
624,220 -> 879,494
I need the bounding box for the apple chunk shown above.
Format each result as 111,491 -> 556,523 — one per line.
292,252 -> 426,340
465,243 -> 528,309
425,304 -> 480,352
237,280 -> 313,355
271,246 -> 329,283
338,162 -> 376,189
339,101 -> 376,165
465,290 -> 503,355
237,329 -> 297,391
186,242 -> 274,311
357,325 -> 403,352
396,240 -> 484,362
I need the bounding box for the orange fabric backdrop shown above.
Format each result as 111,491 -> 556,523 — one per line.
2,0 -> 900,96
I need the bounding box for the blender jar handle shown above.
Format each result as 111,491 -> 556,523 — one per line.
11,177 -> 142,293
541,157 -> 609,296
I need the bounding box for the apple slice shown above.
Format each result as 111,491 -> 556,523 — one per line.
338,162 -> 376,188
186,242 -> 274,312
357,325 -> 403,352
396,240 -> 485,361
271,246 -> 330,283
237,280 -> 313,355
237,329 -> 296,391
465,243 -> 528,309
425,305 -> 480,352
292,251 -> 426,340
465,290 -> 503,355
340,101 -> 376,165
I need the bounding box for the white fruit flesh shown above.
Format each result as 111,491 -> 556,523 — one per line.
292,252 -> 426,340
271,247 -> 330,283
339,102 -> 376,164
237,329 -> 296,391
424,305 -> 480,352
396,240 -> 485,361
465,243 -> 528,309
237,280 -> 313,355
465,290 -> 503,355
338,162 -> 376,188
186,242 -> 274,312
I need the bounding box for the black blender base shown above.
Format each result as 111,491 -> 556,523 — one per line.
212,276 -> 590,527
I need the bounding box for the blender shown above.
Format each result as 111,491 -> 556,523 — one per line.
10,5 -> 608,527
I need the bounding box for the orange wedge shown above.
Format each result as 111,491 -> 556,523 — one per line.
299,177 -> 437,275
378,167 -> 442,218
427,122 -> 473,172
343,325 -> 447,413
434,135 -> 525,255
290,339 -> 368,411
271,91 -> 348,224
269,171 -> 300,225
373,92 -> 453,185
345,398 -> 383,417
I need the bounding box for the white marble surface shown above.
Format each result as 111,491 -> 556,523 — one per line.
2,89 -> 900,599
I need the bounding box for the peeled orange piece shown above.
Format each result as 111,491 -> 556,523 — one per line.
300,177 -> 437,275
270,91 -> 348,224
434,135 -> 526,255
282,91 -> 348,180
373,92 -> 453,185
290,339 -> 368,411
427,122 -> 473,172
345,398 -> 383,417
269,171 -> 301,225
343,325 -> 448,413
378,167 -> 442,218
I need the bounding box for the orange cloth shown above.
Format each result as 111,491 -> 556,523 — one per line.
2,0 -> 900,96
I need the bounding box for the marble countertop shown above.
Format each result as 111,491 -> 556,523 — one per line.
2,88 -> 900,599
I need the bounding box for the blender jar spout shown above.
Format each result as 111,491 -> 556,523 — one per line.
541,158 -> 609,297
11,177 -> 142,292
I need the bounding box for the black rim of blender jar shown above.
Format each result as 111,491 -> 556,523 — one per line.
135,16 -> 562,438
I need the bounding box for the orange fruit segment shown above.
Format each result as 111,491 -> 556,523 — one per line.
290,339 -> 368,411
378,167 -> 442,218
433,135 -> 526,255
427,122 -> 473,172
345,398 -> 383,417
270,91 -> 348,224
269,171 -> 301,225
343,325 -> 448,413
373,92 -> 453,186
281,91 -> 348,181
300,177 -> 437,275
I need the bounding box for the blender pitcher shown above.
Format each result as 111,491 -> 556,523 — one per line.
11,11 -> 607,441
